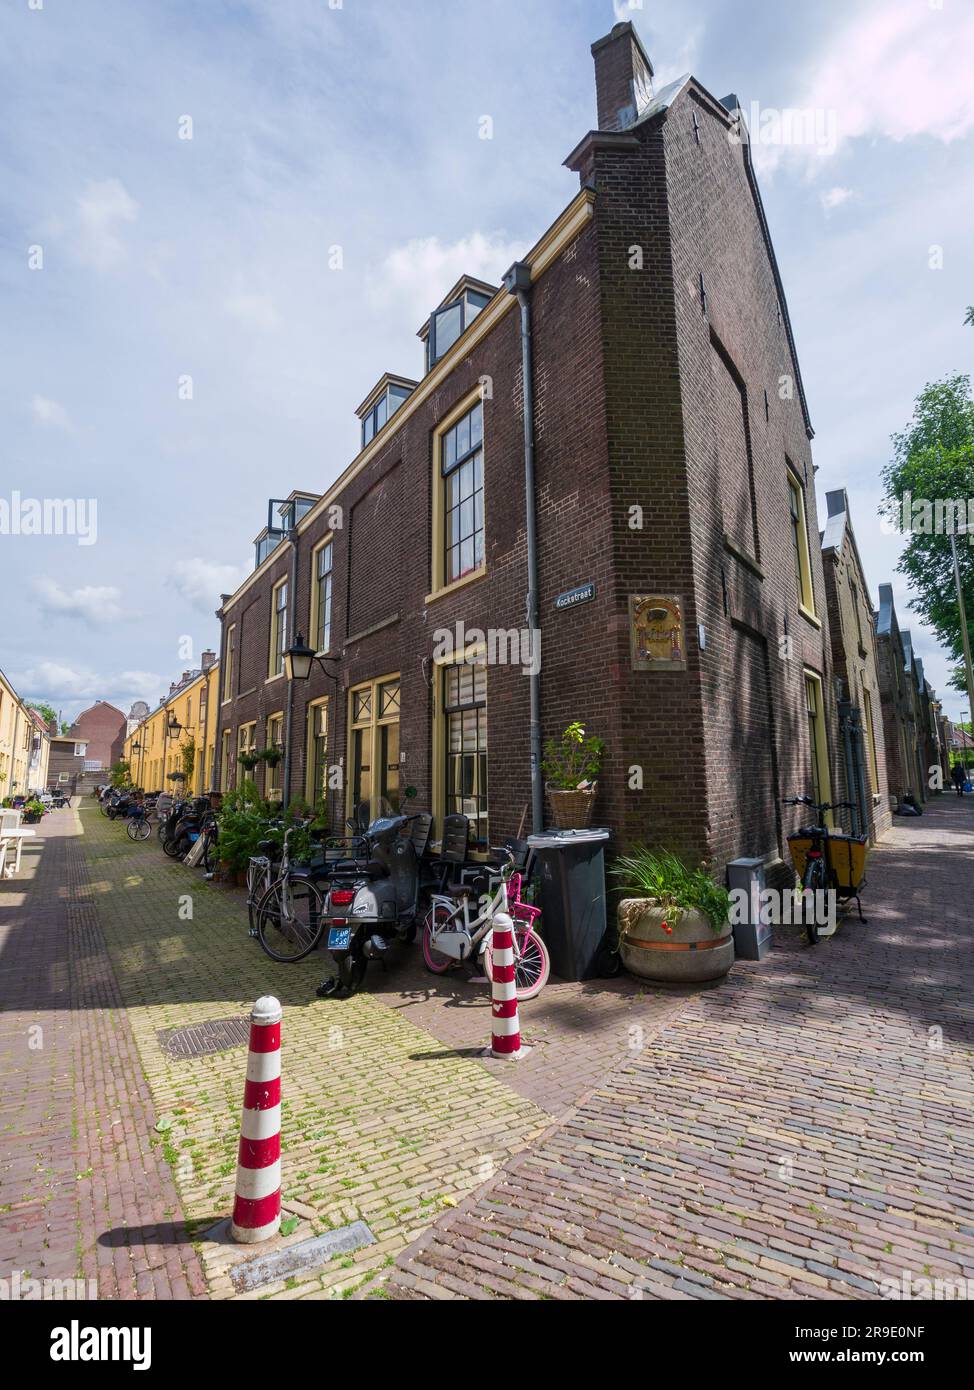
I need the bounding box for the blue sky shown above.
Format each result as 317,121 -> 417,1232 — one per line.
1,0 -> 973,719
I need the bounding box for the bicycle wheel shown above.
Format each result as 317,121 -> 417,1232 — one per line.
801,859 -> 827,945
255,878 -> 326,962
422,903 -> 459,974
128,818 -> 150,842
484,927 -> 551,1000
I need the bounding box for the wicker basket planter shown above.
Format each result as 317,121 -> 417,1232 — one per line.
547,784 -> 597,829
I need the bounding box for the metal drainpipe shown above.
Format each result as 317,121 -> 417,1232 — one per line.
504,261 -> 544,836
838,700 -> 860,837
282,535 -> 299,808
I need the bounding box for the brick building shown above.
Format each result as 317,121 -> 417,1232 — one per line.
213,21 -> 841,884
61,701 -> 126,775
820,490 -> 891,840
875,585 -> 934,807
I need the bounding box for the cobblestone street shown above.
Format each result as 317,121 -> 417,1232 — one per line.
2,796 -> 973,1302
390,796 -> 974,1299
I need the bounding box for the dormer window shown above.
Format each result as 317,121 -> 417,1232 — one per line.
427,288 -> 492,370
255,529 -> 285,568
277,495 -> 316,532
357,374 -> 418,450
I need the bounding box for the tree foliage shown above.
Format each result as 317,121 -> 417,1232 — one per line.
29,702 -> 57,727
880,374 -> 974,694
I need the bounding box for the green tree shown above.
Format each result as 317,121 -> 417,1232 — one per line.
109,760 -> 131,788
880,375 -> 974,694
29,702 -> 57,727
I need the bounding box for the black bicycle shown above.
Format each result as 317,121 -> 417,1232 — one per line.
783,796 -> 859,945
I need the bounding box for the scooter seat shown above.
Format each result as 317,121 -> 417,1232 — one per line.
330,860 -> 388,880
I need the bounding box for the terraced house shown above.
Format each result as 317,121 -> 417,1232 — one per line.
207,20 -> 848,885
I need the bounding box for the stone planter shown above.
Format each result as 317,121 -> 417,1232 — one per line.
618,899 -> 734,984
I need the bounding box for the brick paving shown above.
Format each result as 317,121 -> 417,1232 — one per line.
387,796 -> 974,1300
56,805 -> 552,1299
0,807 -> 206,1299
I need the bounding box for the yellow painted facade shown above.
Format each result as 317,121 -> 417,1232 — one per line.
0,668 -> 51,798
124,661 -> 220,796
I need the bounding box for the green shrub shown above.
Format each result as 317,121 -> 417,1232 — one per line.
611,847 -> 730,933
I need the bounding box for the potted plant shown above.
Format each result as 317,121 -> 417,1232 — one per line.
260,746 -> 283,770
22,797 -> 46,825
542,721 -> 604,828
612,848 -> 734,983
238,749 -> 261,773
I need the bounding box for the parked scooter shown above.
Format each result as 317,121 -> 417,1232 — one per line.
162,797 -> 211,858
316,813 -> 429,998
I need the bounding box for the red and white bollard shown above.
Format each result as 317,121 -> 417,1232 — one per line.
488,911 -> 527,1060
230,995 -> 282,1244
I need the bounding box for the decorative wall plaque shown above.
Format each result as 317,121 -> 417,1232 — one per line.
630,594 -> 687,671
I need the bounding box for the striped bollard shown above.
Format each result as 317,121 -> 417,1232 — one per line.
488,911 -> 527,1060
230,995 -> 282,1243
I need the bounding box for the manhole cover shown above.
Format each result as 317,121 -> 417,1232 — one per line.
158,1016 -> 251,1059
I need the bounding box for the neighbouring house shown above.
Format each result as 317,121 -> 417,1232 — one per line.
209,19 -> 841,888
875,586 -> 934,807
820,489 -> 891,841
61,701 -> 127,775
123,654 -> 220,798
0,668 -> 51,796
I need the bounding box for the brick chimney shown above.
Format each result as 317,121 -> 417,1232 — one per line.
591,21 -> 654,132
201,650 -> 216,672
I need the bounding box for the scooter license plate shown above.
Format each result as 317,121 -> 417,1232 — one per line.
328,926 -> 353,951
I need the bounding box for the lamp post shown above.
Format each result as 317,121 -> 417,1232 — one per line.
951,527 -> 974,754
132,739 -> 142,791
163,715 -> 183,792
283,633 -> 338,808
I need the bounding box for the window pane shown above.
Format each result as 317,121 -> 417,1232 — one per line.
443,427 -> 457,472
456,412 -> 470,458
375,394 -> 388,429
433,303 -> 462,360
470,401 -> 483,447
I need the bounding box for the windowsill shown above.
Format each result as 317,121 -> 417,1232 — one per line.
798,604 -> 822,630
425,566 -> 487,605
265,673 -> 285,685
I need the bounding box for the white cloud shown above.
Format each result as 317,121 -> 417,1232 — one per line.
169,557 -> 248,612
76,177 -> 139,270
13,661 -> 101,702
755,1 -> 974,174
820,186 -> 853,214
33,577 -> 127,626
31,395 -> 72,430
368,232 -> 527,328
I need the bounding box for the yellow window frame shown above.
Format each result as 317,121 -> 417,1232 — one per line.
309,534 -> 334,655
787,469 -> 818,623
428,386 -> 487,601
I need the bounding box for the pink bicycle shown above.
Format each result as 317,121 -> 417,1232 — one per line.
421,850 -> 550,1000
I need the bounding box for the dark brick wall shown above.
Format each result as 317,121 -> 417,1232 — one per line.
216,72 -> 841,891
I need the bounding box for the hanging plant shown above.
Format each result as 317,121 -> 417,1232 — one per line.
238,750 -> 261,772
260,746 -> 283,769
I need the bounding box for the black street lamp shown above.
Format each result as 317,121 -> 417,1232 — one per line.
281,633 -> 339,806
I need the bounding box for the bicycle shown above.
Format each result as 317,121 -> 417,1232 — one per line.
422,848 -> 550,1000
253,823 -> 327,963
783,796 -> 863,945
246,822 -> 282,938
126,804 -> 152,841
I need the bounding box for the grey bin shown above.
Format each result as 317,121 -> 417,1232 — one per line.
727,857 -> 772,961
526,827 -> 610,981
